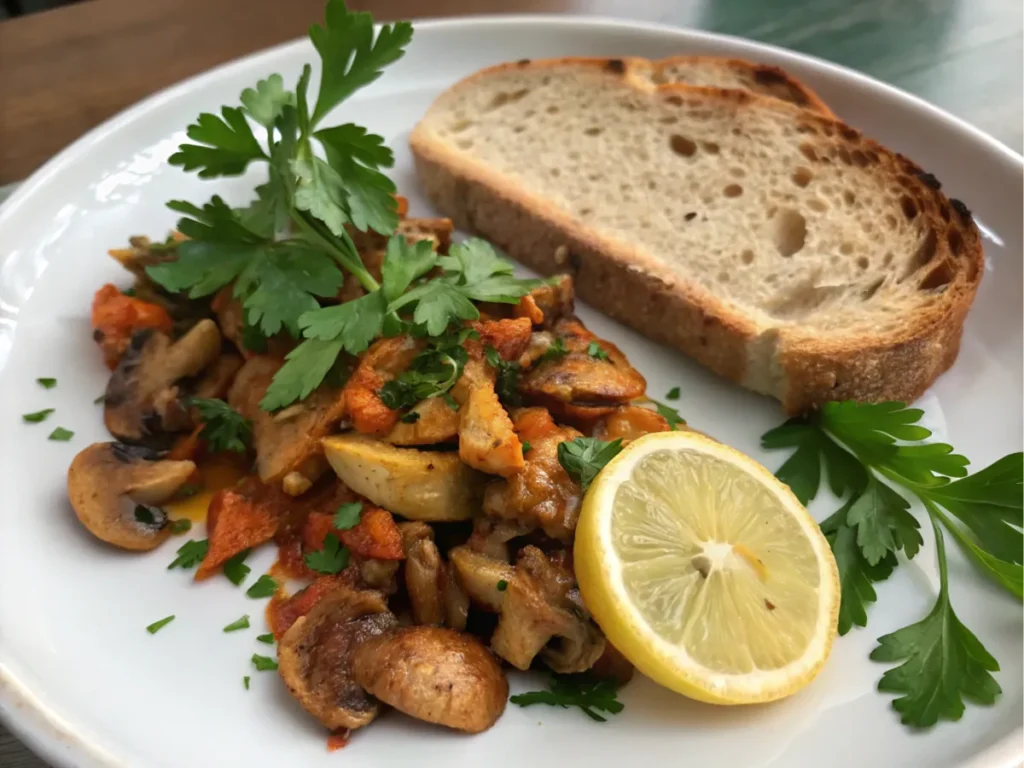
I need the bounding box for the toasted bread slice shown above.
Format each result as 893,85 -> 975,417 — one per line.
636,55 -> 833,116
409,58 -> 983,413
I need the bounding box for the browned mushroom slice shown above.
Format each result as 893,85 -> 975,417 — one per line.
191,352 -> 243,399
518,274 -> 575,328
589,405 -> 672,442
449,546 -> 515,613
278,586 -> 397,731
483,408 -> 583,541
67,442 -> 195,550
518,317 -> 646,419
399,522 -> 445,626
352,626 -> 507,733
382,396 -> 460,446
464,518 -> 529,562
491,546 -> 606,674
455,357 -> 524,477
105,319 -> 221,443
228,356 -> 346,493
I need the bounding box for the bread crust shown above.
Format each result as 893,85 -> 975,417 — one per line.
410,57 -> 983,413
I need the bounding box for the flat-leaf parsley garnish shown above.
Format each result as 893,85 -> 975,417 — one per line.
557,437 -> 623,492
510,675 -> 624,722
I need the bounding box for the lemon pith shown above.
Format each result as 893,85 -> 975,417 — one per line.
575,431 -> 840,705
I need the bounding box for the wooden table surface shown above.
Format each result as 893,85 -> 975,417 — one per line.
0,0 -> 1021,765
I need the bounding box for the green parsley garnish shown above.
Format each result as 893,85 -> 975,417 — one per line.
223,614 -> 251,633
485,344 -> 521,404
400,411 -> 421,424
146,615 -> 175,634
586,341 -> 609,361
243,676 -> 251,690
251,654 -> 279,671
22,408 -> 54,423
176,484 -> 201,499
648,398 -> 686,429
167,538 -> 209,570
510,675 -> 624,722
304,533 -> 350,574
557,437 -> 623,492
333,502 -> 362,530
246,574 -> 279,598
256,633 -> 276,645
36,378 -> 57,389
189,398 -> 252,453
170,518 -> 193,534
48,427 -> 74,441
223,549 -> 252,586
521,441 -> 532,455
496,579 -> 508,592
762,401 -> 1021,728
666,386 -> 681,400
537,336 -> 568,364
93,394 -> 106,405
377,327 -> 476,411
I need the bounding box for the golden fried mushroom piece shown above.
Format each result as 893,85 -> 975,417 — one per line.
67,442 -> 195,550
400,523 -> 470,629
449,546 -> 515,613
382,396 -> 460,446
456,357 -> 524,476
590,405 -> 672,443
491,546 -> 605,674
352,626 -> 508,734
191,352 -> 243,400
104,319 -> 221,443
278,586 -> 397,731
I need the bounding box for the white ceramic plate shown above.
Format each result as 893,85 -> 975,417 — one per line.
0,15 -> 1020,768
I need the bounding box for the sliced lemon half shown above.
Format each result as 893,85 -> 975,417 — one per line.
575,430 -> 840,705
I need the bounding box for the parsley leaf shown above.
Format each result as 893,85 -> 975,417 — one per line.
648,399 -> 687,431
189,398 -> 252,453
537,336 -> 568,364
146,616 -> 175,635
558,437 -> 623,492
317,124 -> 398,235
496,579 -> 508,592
485,345 -> 521,405
22,408 -> 54,423
522,441 -> 532,455
168,539 -> 209,570
48,427 -> 74,441
169,107 -> 266,178
666,386 -> 680,400
334,502 -> 363,530
846,475 -> 922,565
223,614 -> 251,633
261,338 -> 345,411
243,676 -> 251,690
304,533 -> 350,574
378,330 -> 472,410
586,341 -> 609,361
36,377 -> 57,389
170,518 -> 193,534
223,549 -> 252,586
510,675 -> 624,722
251,654 -> 279,671
246,574 -> 279,599
256,633 -> 275,645
436,239 -> 540,303
824,512 -> 897,635
870,517 -> 1001,727
241,74 -> 294,128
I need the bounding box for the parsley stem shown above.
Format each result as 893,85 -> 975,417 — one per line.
292,211 -> 379,292
926,506 -> 950,600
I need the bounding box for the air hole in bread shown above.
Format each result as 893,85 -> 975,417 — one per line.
584,127 -> 604,136
513,125 -> 526,134
684,212 -> 697,221
579,207 -> 593,217
800,143 -> 818,162
550,168 -> 561,178
449,119 -> 473,133
724,184 -> 743,198
546,105 -> 559,114
792,167 -> 813,187
665,95 -> 684,106
808,199 -> 828,213
843,190 -> 856,205
852,150 -> 870,167
669,134 -> 697,157
919,260 -> 954,292
900,196 -> 919,220
901,229 -> 938,279
947,228 -> 963,256
588,173 -> 602,182
647,180 -> 658,190
702,141 -> 720,154
717,271 -> 730,283
486,89 -> 530,111
840,242 -> 854,255
862,278 -> 885,300
857,256 -> 869,270
541,76 -> 551,85
456,139 -> 474,150
823,125 -> 835,138
797,124 -> 817,135
729,168 -> 746,179
659,115 -> 678,125
621,184 -> 633,193
883,252 -> 894,267
765,274 -> 777,284
773,209 -> 807,258
837,147 -> 852,165
884,214 -> 898,230
741,250 -> 755,265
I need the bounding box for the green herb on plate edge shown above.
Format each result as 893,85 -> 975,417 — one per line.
762,401 -> 1021,727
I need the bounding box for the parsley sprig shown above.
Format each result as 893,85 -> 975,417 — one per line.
558,437 -> 623,492
148,0 -> 537,412
189,397 -> 252,453
762,401 -> 1021,728
510,675 -> 624,722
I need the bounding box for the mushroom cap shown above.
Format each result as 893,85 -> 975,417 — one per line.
67,442 -> 195,550
352,626 -> 508,734
105,319 -> 221,443
277,586 -> 396,731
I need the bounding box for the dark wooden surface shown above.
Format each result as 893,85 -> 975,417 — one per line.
1,0 -> 1021,765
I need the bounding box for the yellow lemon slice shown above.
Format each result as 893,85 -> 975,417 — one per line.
575,430 -> 840,704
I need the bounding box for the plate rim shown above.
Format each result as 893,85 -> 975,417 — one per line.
0,13 -> 1020,768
